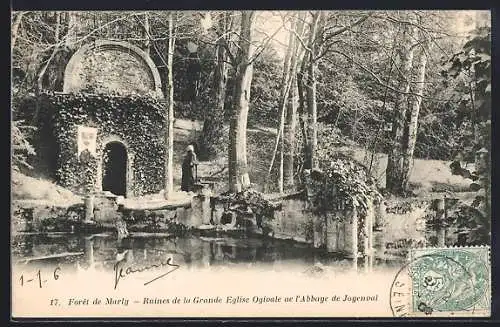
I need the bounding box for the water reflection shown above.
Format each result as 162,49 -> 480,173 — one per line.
12,233 -> 401,275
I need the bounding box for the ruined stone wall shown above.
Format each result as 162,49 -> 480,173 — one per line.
76,50 -> 155,95
63,40 -> 163,98
269,197 -> 363,257
24,40 -> 168,197
270,197 -> 315,244
34,93 -> 166,197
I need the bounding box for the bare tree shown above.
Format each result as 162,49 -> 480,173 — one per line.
295,11 -> 372,171
265,12 -> 307,193
11,12 -> 25,50
265,13 -> 296,193
282,15 -> 305,191
385,12 -> 417,194
401,41 -> 428,190
164,11 -> 176,198
143,12 -> 150,55
303,11 -> 323,170
65,12 -> 78,49
228,11 -> 256,192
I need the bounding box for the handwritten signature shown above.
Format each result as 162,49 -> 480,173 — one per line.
113,257 -> 180,290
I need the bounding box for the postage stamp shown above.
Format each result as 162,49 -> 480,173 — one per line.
390,246 -> 491,317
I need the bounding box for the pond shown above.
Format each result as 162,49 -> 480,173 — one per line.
11,232 -> 403,274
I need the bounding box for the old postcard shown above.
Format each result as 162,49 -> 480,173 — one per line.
11,10 -> 491,319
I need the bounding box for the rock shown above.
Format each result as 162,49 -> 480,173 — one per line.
198,224 -> 216,230
303,263 -> 326,277
115,218 -> 129,239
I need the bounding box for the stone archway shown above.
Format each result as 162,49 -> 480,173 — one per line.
97,136 -> 133,198
102,142 -> 127,196
63,40 -> 164,98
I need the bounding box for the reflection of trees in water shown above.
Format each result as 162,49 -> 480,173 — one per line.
15,234 -> 328,272
12,234 -> 85,263
83,236 -> 322,268
11,234 -> 35,257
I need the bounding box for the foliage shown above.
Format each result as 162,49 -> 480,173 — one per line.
172,42 -> 216,118
12,120 -> 37,171
385,200 -> 428,215
446,197 -> 490,246
294,123 -> 353,186
440,26 -> 491,246
415,98 -> 475,161
305,155 -> 382,220
442,26 -> 491,116
313,12 -> 489,165
247,50 -> 282,127
174,101 -> 205,121
217,189 -> 279,227
316,61 -> 392,153
78,150 -> 99,193
124,210 -> 191,235
12,11 -> 491,195
28,92 -> 166,196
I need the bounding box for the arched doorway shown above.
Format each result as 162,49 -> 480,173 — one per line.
102,142 -> 127,197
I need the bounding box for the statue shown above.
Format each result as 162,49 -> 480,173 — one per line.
181,145 -> 198,192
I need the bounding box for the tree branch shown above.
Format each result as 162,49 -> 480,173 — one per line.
284,20 -> 311,55
325,12 -> 373,38
11,12 -> 25,50
325,50 -> 450,101
248,23 -> 285,64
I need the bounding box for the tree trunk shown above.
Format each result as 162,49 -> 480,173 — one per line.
54,11 -> 61,42
266,13 -> 303,193
284,73 -> 298,189
143,12 -> 150,55
277,19 -> 295,193
297,53 -> 308,171
228,11 -> 255,192
164,12 -> 176,198
37,12 -> 63,92
284,13 -> 306,190
385,17 -> 416,195
303,11 -> 321,170
11,12 -> 25,50
304,60 -> 318,170
401,46 -> 427,190
200,12 -> 230,159
32,12 -> 64,125
65,12 -> 77,49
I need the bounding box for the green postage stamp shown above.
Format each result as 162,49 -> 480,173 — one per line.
391,246 -> 491,317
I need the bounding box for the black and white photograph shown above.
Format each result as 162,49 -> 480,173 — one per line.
10,10 -> 491,318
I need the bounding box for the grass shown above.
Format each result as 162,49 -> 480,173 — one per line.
349,149 -> 472,194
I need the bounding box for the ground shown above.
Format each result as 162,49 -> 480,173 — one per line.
12,118 -> 472,204
174,119 -> 472,196
11,170 -> 82,207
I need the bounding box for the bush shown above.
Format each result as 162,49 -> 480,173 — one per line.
12,120 -> 36,171
305,155 -> 382,220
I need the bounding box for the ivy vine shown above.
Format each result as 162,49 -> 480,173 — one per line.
216,189 -> 279,228
305,156 -> 382,220
33,91 -> 167,196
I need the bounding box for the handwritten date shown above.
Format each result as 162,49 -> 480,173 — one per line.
19,267 -> 61,288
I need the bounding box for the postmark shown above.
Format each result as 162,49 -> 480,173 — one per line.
390,246 -> 490,317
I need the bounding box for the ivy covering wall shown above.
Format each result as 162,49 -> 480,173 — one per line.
32,92 -> 167,196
